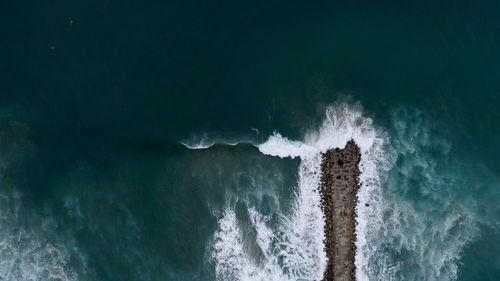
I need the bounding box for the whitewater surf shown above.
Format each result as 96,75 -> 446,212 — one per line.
209,103 -> 389,281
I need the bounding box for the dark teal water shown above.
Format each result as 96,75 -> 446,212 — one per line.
1,0 -> 499,280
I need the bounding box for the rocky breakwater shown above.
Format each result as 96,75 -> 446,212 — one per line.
319,140 -> 361,281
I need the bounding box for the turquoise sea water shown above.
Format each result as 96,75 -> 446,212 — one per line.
1,0 -> 499,280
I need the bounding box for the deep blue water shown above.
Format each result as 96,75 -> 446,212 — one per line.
0,0 -> 499,280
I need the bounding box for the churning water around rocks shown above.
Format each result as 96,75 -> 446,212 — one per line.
1,0 -> 500,280
206,103 -> 499,281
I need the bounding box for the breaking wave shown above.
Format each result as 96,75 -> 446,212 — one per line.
179,132 -> 258,150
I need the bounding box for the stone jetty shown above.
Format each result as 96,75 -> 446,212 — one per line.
319,140 -> 361,281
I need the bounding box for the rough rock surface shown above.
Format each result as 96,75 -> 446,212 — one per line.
319,140 -> 361,281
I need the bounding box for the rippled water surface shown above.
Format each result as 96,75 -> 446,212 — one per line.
1,0 -> 499,280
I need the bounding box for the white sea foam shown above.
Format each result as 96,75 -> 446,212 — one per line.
211,102 -> 389,281
247,207 -> 273,257
354,129 -> 393,281
0,189 -> 79,281
212,209 -> 245,280
362,106 -> 479,281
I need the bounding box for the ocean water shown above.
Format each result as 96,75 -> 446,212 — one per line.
1,0 -> 500,280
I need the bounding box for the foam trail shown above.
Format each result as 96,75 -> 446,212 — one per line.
211,154 -> 326,281
211,102 -> 388,281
